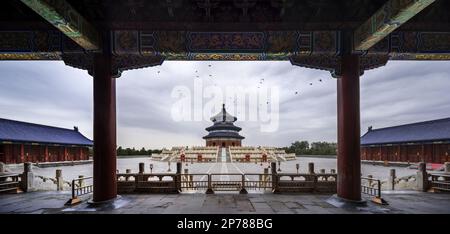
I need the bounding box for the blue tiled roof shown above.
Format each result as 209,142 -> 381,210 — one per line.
205,122 -> 242,132
0,118 -> 93,146
361,118 -> 450,145
203,131 -> 245,140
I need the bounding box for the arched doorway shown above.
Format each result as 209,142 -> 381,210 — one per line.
222,142 -> 225,147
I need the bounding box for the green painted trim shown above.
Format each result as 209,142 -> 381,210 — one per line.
354,0 -> 436,51
20,0 -> 99,50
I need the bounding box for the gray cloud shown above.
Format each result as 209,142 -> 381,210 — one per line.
1,60 -> 449,149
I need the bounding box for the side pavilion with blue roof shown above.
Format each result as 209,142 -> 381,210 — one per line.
0,118 -> 93,164
360,118 -> 450,164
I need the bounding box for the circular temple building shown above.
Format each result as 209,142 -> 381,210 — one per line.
203,104 -> 244,147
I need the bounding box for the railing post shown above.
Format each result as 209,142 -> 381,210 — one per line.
308,162 -> 315,174
206,174 -> 214,194
271,162 -> 279,193
367,174 -> 373,187
78,175 -> 85,188
176,162 -> 182,192
389,169 -> 396,190
0,162 -> 6,173
65,178 -> 81,206
416,162 -> 428,191
21,162 -> 34,192
239,174 -> 248,194
139,163 -> 145,174
445,162 -> 450,183
72,180 -> 76,198
125,169 -> 131,181
56,169 -> 63,191
377,179 -> 381,198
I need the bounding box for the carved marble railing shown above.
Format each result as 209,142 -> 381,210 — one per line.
274,173 -> 337,193
378,174 -> 417,190
34,174 -> 72,190
0,173 -> 22,194
429,173 -> 450,192
117,173 -> 180,194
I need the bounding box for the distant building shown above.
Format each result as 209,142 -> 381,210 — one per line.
361,118 -> 450,164
203,104 -> 244,147
0,118 -> 93,164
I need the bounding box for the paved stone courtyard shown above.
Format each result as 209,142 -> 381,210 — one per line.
1,191 -> 449,214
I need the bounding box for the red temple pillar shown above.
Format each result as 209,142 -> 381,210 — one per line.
44,146 -> 49,162
337,54 -> 362,202
92,52 -> 117,203
79,147 -> 83,161
63,147 -> 68,161
20,144 -> 24,163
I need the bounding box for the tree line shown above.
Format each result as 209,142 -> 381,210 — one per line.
280,140 -> 337,156
116,146 -> 162,156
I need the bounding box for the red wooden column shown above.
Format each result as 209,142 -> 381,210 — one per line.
92,52 -> 117,203
20,144 -> 24,163
63,147 -> 68,161
337,54 -> 362,202
44,146 -> 49,162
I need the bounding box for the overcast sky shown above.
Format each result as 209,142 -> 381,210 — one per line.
1,60 -> 449,149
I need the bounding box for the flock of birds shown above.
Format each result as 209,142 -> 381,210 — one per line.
158,63 -> 327,107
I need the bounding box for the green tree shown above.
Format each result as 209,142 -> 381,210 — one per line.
284,140 -> 337,156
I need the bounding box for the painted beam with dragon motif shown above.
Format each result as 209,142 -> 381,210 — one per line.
20,0 -> 100,51
0,30 -> 449,61
354,0 -> 436,51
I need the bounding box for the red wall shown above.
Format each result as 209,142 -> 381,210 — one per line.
361,143 -> 450,164
0,143 -> 90,164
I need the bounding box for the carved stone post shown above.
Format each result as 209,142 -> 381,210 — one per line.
271,162 -> 279,193
206,174 -> 214,194
125,169 -> 131,181
78,175 -> 85,188
239,174 -> 248,194
389,169 -> 396,190
56,169 -> 63,191
367,174 -> 373,187
308,162 -> 315,174
263,167 -> 269,187
176,162 -> 182,192
416,162 -> 428,191
139,162 -> 145,174
445,162 -> 450,182
21,162 -> 34,192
